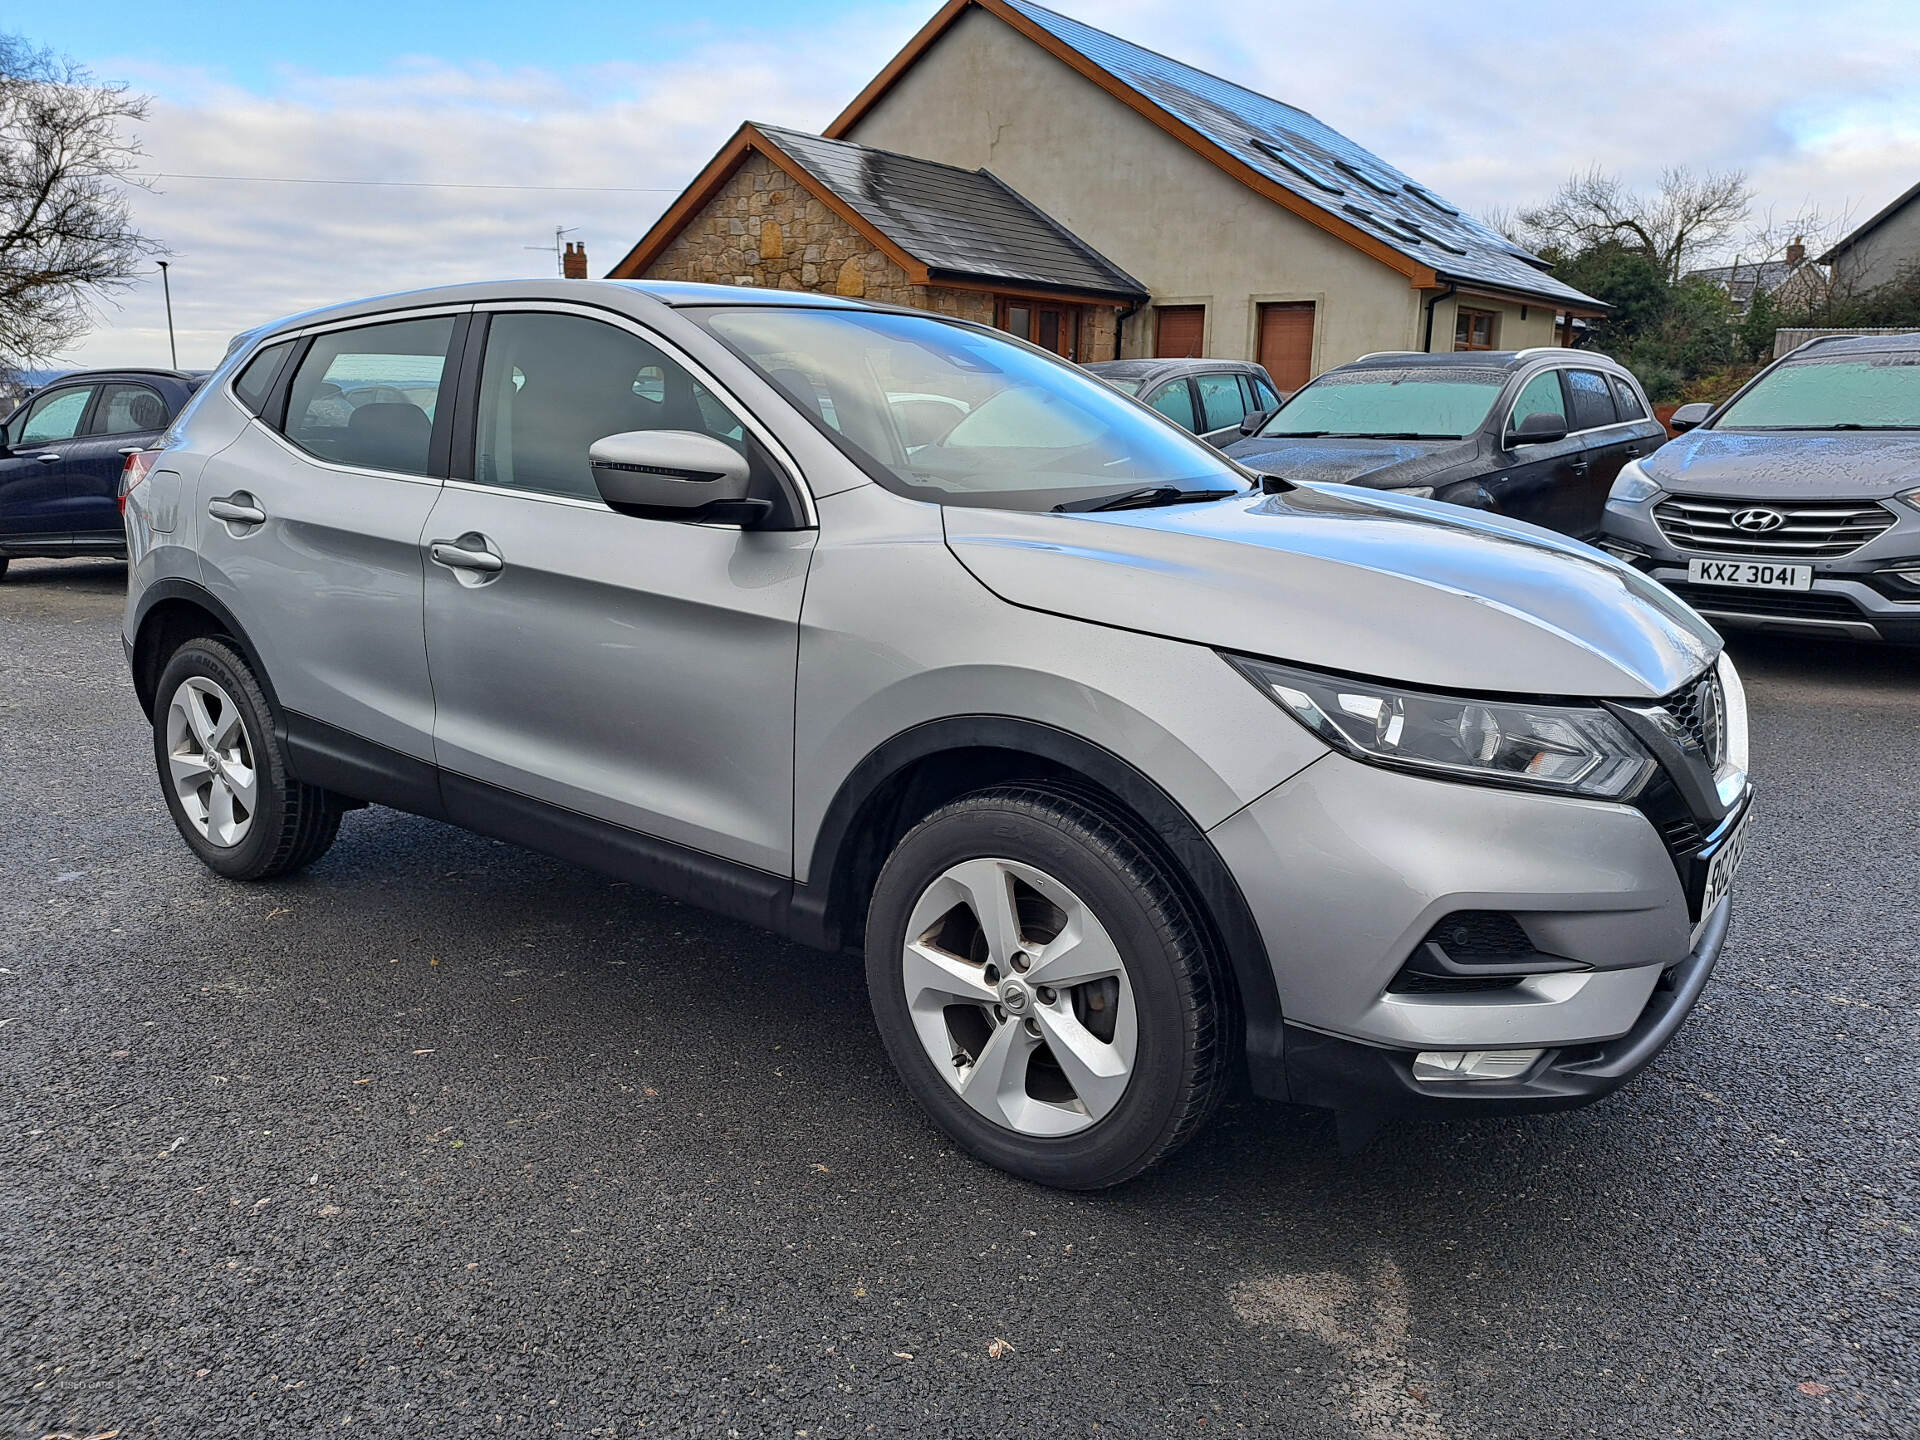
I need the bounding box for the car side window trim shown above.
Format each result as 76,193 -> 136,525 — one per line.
459,298 -> 816,529
16,382 -> 101,446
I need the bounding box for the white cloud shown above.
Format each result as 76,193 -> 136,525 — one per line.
59,0 -> 1920,368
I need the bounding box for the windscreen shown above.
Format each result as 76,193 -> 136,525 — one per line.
692,307 -> 1247,510
1715,352 -> 1920,429
1261,365 -> 1506,438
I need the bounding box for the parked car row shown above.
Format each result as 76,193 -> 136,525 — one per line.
119,278 -> 1751,1188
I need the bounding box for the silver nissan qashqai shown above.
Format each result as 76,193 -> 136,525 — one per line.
122,281 -> 1752,1188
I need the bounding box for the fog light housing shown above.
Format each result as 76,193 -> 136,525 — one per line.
1600,541 -> 1650,565
1411,1048 -> 1544,1082
1876,565 -> 1920,594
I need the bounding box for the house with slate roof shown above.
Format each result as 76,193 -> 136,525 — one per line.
610,0 -> 1603,389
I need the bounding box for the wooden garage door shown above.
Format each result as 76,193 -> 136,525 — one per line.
1154,305 -> 1205,358
1257,303 -> 1315,394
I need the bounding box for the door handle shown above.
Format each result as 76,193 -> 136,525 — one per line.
1568,460 -> 1591,475
35,452 -> 61,464
208,495 -> 267,525
428,539 -> 504,574
117,445 -> 145,456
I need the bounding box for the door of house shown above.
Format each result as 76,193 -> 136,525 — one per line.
1256,303 -> 1315,394
1154,305 -> 1205,358
997,299 -> 1077,358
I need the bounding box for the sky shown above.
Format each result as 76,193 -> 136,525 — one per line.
19,0 -> 1920,369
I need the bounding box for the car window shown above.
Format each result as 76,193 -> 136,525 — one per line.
1608,374 -> 1648,421
92,383 -> 170,437
1715,352 -> 1920,429
233,341 -> 295,417
1565,370 -> 1618,431
1195,372 -> 1245,432
1264,365 -> 1505,439
473,311 -> 763,502
694,306 -> 1245,512
1145,379 -> 1197,430
1507,370 -> 1568,438
1102,376 -> 1144,396
283,317 -> 455,476
18,385 -> 96,444
1252,375 -> 1282,411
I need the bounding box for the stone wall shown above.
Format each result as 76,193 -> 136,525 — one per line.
643,149 -> 1120,360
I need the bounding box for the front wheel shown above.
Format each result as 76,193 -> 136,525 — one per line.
152,637 -> 344,880
865,785 -> 1231,1188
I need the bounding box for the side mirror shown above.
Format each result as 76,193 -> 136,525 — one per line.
588,430 -> 767,525
1509,411 -> 1569,446
1668,402 -> 1712,434
1239,408 -> 1272,436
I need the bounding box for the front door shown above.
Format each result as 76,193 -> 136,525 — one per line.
421,306 -> 815,874
193,312 -> 460,763
0,381 -> 100,543
1488,368 -> 1588,534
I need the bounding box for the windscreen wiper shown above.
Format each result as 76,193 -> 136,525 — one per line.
1261,430 -> 1330,438
1344,432 -> 1459,440
1052,485 -> 1241,513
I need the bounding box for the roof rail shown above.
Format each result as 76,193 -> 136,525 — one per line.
1354,350 -> 1424,361
1513,346 -> 1612,361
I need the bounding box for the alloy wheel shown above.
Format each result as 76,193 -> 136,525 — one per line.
164,675 -> 258,848
900,857 -> 1138,1137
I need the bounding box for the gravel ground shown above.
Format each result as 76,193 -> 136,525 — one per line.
2,556 -> 1915,1439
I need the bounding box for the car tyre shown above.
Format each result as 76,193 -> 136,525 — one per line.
152,637 -> 343,880
865,783 -> 1230,1188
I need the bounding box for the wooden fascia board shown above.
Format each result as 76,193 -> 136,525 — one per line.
930,275 -> 1141,307
825,0 -> 1434,287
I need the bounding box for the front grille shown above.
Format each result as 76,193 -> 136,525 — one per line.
1668,584 -> 1866,622
1652,496 -> 1896,558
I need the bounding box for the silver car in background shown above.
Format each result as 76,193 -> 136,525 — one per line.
122,280 -> 1752,1187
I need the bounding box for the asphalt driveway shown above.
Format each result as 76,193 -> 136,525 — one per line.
2,557 -> 1915,1438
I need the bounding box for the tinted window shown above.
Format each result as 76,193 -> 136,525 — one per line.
234,341 -> 294,416
92,383 -> 169,436
1607,374 -> 1647,421
474,311 -> 759,502
283,317 -> 454,476
1565,370 -> 1618,430
1196,372 -> 1245,431
1146,379 -> 1197,430
1252,375 -> 1282,409
1507,371 -> 1567,437
696,306 -> 1244,511
1716,353 -> 1920,429
19,385 -> 95,444
1265,366 -> 1505,439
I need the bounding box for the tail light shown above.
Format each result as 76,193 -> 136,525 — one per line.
118,449 -> 159,515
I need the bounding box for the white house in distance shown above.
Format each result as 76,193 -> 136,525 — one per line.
613,0 -> 1603,391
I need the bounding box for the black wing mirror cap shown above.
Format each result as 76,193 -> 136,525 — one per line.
589,430 -> 767,525
1239,408 -> 1272,436
1668,402 -> 1713,434
1510,411 -> 1570,446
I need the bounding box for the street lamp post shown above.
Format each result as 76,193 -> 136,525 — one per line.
157,261 -> 178,368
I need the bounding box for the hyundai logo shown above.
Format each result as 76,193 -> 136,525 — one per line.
1730,507 -> 1786,533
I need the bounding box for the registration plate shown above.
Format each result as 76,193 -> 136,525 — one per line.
1687,557 -> 1812,590
1691,804 -> 1752,941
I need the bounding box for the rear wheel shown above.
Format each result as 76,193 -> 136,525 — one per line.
152,638 -> 343,879
865,785 -> 1230,1188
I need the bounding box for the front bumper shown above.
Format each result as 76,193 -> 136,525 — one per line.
1600,492 -> 1920,643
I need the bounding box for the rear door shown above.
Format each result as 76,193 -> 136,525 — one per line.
0,382 -> 99,543
70,381 -> 174,543
1563,368 -> 1630,535
194,311 -> 462,768
420,304 -> 815,874
1143,377 -> 1200,434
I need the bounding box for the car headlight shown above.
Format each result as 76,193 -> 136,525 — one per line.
1899,484 -> 1920,517
1226,655 -> 1658,800
1608,459 -> 1661,506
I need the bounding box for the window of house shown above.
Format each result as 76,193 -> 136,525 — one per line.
91,383 -> 169,436
474,311 -> 763,502
1608,374 -> 1648,421
17,385 -> 97,444
283,317 -> 456,476
1145,379 -> 1197,430
1195,372 -> 1246,431
1454,308 -> 1498,351
996,300 -> 1074,358
1506,370 -> 1567,439
1565,369 -> 1619,431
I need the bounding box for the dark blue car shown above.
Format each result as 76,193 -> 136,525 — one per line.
0,368 -> 205,579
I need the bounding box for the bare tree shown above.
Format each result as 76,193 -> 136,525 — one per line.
1517,165 -> 1752,283
0,34 -> 159,377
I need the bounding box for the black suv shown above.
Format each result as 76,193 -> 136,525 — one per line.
1224,349 -> 1668,538
0,368 -> 205,577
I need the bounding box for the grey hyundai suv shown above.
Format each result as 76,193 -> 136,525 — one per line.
122,280 -> 1753,1187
